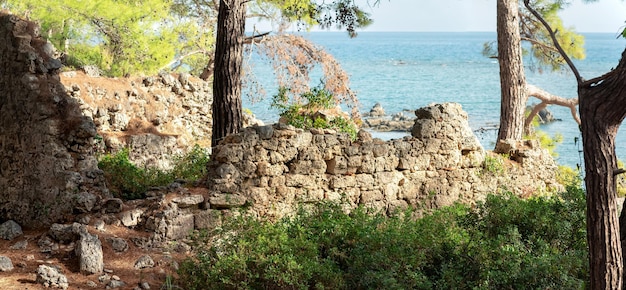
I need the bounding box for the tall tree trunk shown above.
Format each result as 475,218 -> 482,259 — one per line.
495,0 -> 527,149
579,49 -> 626,289
210,0 -> 246,146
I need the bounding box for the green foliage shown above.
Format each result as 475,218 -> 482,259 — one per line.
251,0 -> 372,37
482,153 -> 506,175
4,0 -> 213,77
520,0 -> 586,71
98,145 -> 209,200
271,83 -> 359,140
556,165 -> 582,187
178,187 -> 588,289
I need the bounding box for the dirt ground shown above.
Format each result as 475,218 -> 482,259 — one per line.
0,224 -> 185,290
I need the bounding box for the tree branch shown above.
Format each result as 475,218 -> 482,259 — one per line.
243,31 -> 270,44
524,84 -> 580,134
522,0 -> 583,85
159,49 -> 210,71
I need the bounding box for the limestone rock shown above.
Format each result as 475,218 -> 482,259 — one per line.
10,240 -> 28,250
172,195 -> 204,208
209,194 -> 247,209
103,198 -> 124,214
0,220 -> 22,240
120,208 -> 145,227
0,256 -> 13,272
368,102 -> 385,117
106,237 -> 129,252
36,265 -> 69,289
75,231 -> 104,275
134,255 -> 155,269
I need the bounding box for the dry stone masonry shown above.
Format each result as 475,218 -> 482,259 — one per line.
0,13 -> 108,228
60,70 -> 213,169
204,102 -> 562,219
0,13 -> 566,288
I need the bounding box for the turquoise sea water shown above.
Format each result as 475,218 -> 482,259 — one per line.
243,32 -> 626,168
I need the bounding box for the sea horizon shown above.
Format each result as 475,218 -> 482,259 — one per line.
243,31 -> 626,168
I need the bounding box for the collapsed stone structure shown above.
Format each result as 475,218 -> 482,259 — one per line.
0,13 -> 566,288
60,70 -> 213,170
203,103 -> 562,220
0,13 -> 108,228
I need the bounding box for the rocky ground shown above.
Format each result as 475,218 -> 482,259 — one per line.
0,197 -> 191,290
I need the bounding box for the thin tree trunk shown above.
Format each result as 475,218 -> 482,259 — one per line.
495,0 -> 527,149
579,50 -> 626,289
211,0 -> 246,146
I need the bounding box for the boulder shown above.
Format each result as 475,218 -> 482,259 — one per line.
75,231 -> 104,275
0,256 -> 13,272
36,265 -> 69,289
0,220 -> 22,240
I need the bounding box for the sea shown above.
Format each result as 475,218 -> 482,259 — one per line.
242,31 -> 626,169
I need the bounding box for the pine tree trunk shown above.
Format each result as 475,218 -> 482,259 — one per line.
211,0 -> 246,146
495,0 -> 526,147
579,49 -> 626,290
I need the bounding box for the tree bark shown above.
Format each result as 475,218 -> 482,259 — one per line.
495,0 -> 527,149
210,0 -> 246,146
579,50 -> 626,290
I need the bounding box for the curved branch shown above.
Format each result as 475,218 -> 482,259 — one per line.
522,0 -> 583,85
524,84 -> 580,134
159,49 -> 210,71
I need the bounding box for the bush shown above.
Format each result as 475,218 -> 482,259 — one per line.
98,145 -> 209,200
271,83 -> 359,140
177,186 -> 588,289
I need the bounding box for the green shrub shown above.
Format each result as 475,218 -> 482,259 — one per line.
98,145 -> 209,200
271,83 -> 359,140
482,153 -> 506,175
177,186 -> 588,289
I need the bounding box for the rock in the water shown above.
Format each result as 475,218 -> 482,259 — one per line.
36,265 -> 69,289
0,256 -> 14,272
0,220 -> 23,240
369,103 -> 386,117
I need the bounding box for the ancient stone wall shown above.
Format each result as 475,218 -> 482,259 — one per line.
60,71 -> 213,169
201,103 -> 562,220
0,14 -> 107,228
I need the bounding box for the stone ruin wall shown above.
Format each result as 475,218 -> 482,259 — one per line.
0,13 -> 108,228
200,103 -> 563,222
0,13 -> 564,234
59,70 -> 213,170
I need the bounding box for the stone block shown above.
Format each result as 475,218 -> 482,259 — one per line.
75,232 -> 103,275
209,194 -> 247,209
172,195 -> 205,208
194,210 -> 222,230
329,175 -> 357,189
165,213 -> 195,240
360,190 -> 383,203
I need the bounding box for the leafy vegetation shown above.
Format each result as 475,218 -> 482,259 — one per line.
271,83 -> 359,140
3,0 -> 214,77
178,185 -> 588,289
98,145 -> 209,200
482,153 -> 507,175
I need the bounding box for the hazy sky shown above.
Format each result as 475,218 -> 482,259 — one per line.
251,0 -> 626,33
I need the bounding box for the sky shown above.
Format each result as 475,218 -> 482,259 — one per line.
251,0 -> 626,33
